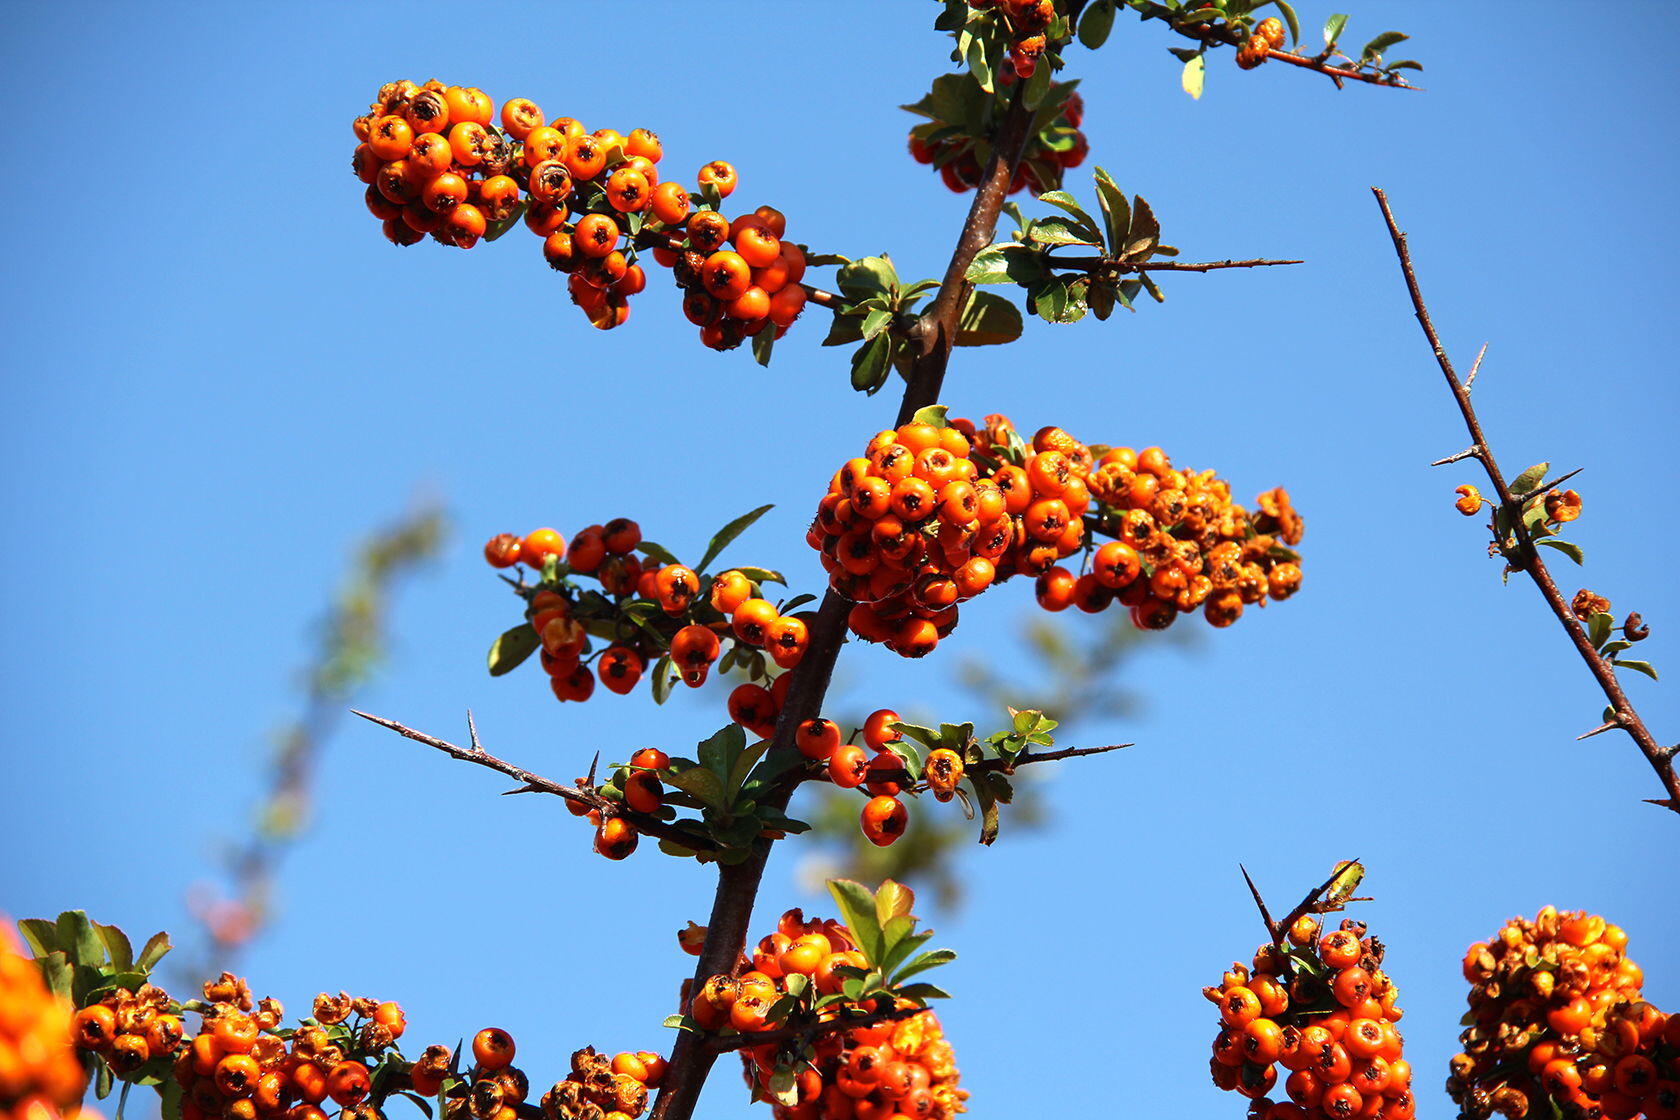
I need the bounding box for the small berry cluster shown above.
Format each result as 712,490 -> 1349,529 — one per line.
0,926 -> 86,1120
569,747 -> 674,861
811,415 -> 1304,654
484,524 -> 809,704
793,710 -> 960,848
71,982 -> 183,1076
686,909 -> 967,1120
164,981 -> 405,1120
965,0 -> 1059,79
1236,18 -> 1290,69
413,1027 -> 528,1120
1571,999 -> 1680,1119
655,203 -> 811,351
539,1046 -> 664,1120
354,82 -> 810,346
1450,908 -> 1647,1119
353,81 -> 510,249
910,91 -> 1087,196
1208,915 -> 1415,1120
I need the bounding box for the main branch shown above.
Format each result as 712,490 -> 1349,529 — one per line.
1371,187 -> 1679,815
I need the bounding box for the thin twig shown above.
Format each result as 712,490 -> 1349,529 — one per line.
352,710 -> 721,850
1047,256 -> 1302,274
1272,859 -> 1362,949
1372,187 -> 1679,815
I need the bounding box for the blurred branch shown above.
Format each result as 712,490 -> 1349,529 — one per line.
181,505 -> 446,978
1373,187 -> 1679,815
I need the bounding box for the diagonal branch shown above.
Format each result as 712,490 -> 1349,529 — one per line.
1047,256 -> 1303,274
352,710 -> 722,850
1372,187 -> 1679,815
1125,1 -> 1419,89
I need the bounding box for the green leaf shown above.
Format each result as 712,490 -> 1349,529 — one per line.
780,592 -> 817,613
95,924 -> 133,972
880,929 -> 934,981
1361,31 -> 1408,58
1027,217 -> 1100,247
893,948 -> 957,985
1536,539 -> 1584,565
666,765 -> 727,811
639,540 -> 681,567
1181,54 -> 1206,100
1273,0 -> 1300,45
966,242 -> 1048,286
696,504 -> 773,574
16,919 -> 57,958
911,405 -> 949,428
826,879 -> 885,966
875,879 -> 916,926
822,311 -> 867,347
1033,279 -> 1071,323
1121,195 -> 1160,260
1078,0 -> 1115,48
836,256 -> 899,300
970,774 -> 1002,845
1601,640 -> 1633,656
731,565 -> 786,587
954,291 -> 1023,346
860,306 -> 893,340
894,982 -> 952,1003
1511,462 -> 1550,495
1613,659 -> 1659,681
1092,167 -> 1130,255
964,31 -> 992,92
850,332 -> 894,395
698,723 -> 748,781
56,911 -> 101,968
135,931 -> 171,972
487,624 -> 538,677
159,1078 -> 184,1120
1589,611 -> 1614,648
657,838 -> 700,859
1323,12 -> 1348,45
484,199 -> 526,243
1034,191 -> 1104,243
650,653 -> 676,705
39,952 -> 71,1000
1023,58 -> 1052,109
96,1058 -> 113,1100
728,739 -> 773,798
751,324 -> 775,368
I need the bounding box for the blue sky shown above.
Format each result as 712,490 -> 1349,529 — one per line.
3,3 -> 1676,1117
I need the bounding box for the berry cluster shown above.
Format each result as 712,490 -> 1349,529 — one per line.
484,524 -> 808,705
964,0 -> 1059,79
161,981 -> 405,1120
1236,18 -> 1290,69
1208,915 -> 1415,1120
569,747 -> 677,862
352,81 -> 510,249
539,1046 -> 664,1120
1572,999 -> 1680,1119
0,926 -> 85,1120
354,82 -> 810,346
793,709 -> 955,849
686,909 -> 967,1120
71,982 -> 184,1077
653,202 -> 810,351
1450,908 -> 1648,1119
810,415 -> 1304,655
910,90 -> 1087,196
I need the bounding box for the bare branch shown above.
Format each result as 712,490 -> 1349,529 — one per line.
1372,187 -> 1680,816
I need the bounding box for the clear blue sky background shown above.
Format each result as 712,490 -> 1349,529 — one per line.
4,4 -> 1676,1117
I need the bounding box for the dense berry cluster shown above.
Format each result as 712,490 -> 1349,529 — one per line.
1450,908 -> 1650,1119
686,910 -> 967,1120
909,90 -> 1087,196
484,523 -> 808,704
1208,916 -> 1415,1120
71,982 -> 183,1077
159,980 -> 405,1120
353,82 -> 809,346
1573,1000 -> 1680,1119
539,1046 -> 664,1120
0,927 -> 85,1120
810,415 -> 1303,655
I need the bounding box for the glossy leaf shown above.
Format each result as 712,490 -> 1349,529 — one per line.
827,879 -> 885,966
1613,659 -> 1659,681
1536,539 -> 1584,565
487,624 -> 538,677
1511,462 -> 1550,495
1182,54 -> 1205,100
696,505 -> 774,575
1078,0 -> 1115,49
1323,13 -> 1348,45
954,291 -> 1023,346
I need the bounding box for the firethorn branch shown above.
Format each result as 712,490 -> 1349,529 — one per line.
1241,858 -> 1365,951
817,740 -> 1132,793
1372,187 -> 1680,816
649,82 -> 1044,1120
349,709 -> 723,852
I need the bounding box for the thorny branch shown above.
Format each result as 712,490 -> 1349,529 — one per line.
1046,256 -> 1302,274
1371,187 -> 1680,816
